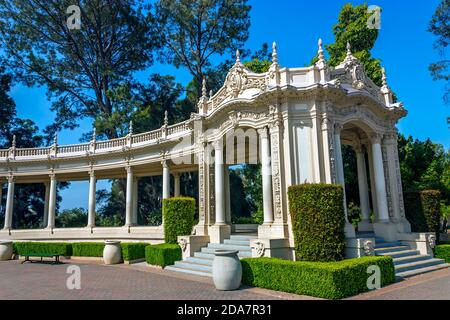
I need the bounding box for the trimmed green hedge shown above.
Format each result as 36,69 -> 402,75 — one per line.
241,256 -> 395,299
145,244 -> 181,268
288,184 -> 346,262
121,243 -> 149,261
163,197 -> 196,244
72,242 -> 104,257
14,242 -> 73,256
404,190 -> 441,238
434,244 -> 450,263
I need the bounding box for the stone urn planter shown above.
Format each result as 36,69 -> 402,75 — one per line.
103,240 -> 122,265
212,250 -> 242,291
0,240 -> 13,261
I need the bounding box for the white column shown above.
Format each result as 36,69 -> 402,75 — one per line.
162,160 -> 170,199
42,182 -> 50,228
0,181 -> 3,213
132,177 -> 138,225
334,124 -> 355,237
174,173 -> 180,197
125,166 -> 134,226
46,174 -> 57,229
259,127 -> 274,224
87,171 -> 96,228
3,176 -> 14,230
355,146 -> 371,222
371,134 -> 390,221
214,141 -> 225,225
224,166 -> 231,224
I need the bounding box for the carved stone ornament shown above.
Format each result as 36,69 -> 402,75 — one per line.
363,240 -> 375,256
427,234 -> 436,249
225,64 -> 248,99
252,241 -> 265,258
178,238 -> 188,252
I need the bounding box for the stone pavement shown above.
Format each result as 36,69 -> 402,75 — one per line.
0,260 -> 315,300
349,267 -> 450,300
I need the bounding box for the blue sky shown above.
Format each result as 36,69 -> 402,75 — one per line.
9,0 -> 450,210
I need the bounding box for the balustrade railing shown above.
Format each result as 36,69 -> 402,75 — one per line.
0,120 -> 192,161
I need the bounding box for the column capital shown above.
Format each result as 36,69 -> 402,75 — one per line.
161,159 -> 169,169
7,174 -> 14,183
49,173 -> 56,180
88,170 -> 95,178
257,127 -> 269,139
212,140 -> 223,151
125,165 -> 133,174
334,123 -> 343,135
370,132 -> 384,144
353,144 -> 365,155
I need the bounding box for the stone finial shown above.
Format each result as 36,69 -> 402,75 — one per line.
381,67 -> 388,87
209,90 -> 213,100
318,38 -> 325,62
164,110 -> 168,126
53,133 -> 58,146
272,42 -> 278,64
201,77 -> 207,98
129,120 -> 133,135
236,49 -> 241,64
92,127 -> 96,141
346,42 -> 352,56
11,135 -> 16,148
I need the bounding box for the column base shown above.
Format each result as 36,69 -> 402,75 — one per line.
257,223 -> 289,239
373,220 -> 399,242
194,224 -> 208,236
250,238 -> 293,260
394,218 -> 412,233
357,220 -> 373,232
208,224 -> 231,244
344,222 -> 356,238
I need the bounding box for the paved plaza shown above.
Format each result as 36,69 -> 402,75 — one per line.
0,259 -> 448,300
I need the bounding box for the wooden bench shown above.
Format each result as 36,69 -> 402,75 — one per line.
21,254 -> 62,264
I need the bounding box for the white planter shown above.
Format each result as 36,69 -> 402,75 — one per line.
0,240 -> 13,261
212,250 -> 242,291
103,240 -> 122,265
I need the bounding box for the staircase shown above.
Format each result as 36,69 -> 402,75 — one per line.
165,235 -> 256,277
374,239 -> 448,278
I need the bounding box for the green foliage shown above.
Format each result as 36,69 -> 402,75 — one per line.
434,244 -> 450,263
317,4 -> 383,87
429,0 -> 450,106
72,242 -> 104,257
121,243 -> 149,261
56,208 -> 87,228
95,214 -> 124,227
288,184 -> 346,262
145,243 -> 181,268
13,242 -> 72,256
155,0 -> 251,97
405,190 -> 442,237
244,59 -> 271,73
241,256 -> 395,300
163,197 -> 196,244
348,202 -> 362,227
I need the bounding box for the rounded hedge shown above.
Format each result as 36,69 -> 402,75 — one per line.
405,190 -> 441,238
145,243 -> 181,268
288,184 -> 346,262
163,197 -> 195,244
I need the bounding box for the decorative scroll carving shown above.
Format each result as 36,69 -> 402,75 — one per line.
252,241 -> 265,258
428,234 -> 436,249
270,123 -> 283,220
382,143 -> 393,218
197,148 -> 206,223
178,238 -> 187,252
363,240 -> 375,256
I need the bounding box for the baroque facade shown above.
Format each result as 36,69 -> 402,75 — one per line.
0,40 -> 434,259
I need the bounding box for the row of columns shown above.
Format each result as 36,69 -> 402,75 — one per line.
211,127 -> 274,227
1,162 -> 181,230
334,124 -> 391,236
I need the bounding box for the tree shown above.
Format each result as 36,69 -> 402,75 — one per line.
313,4 -> 383,87
155,0 -> 251,99
0,0 -> 160,139
429,0 -> 450,125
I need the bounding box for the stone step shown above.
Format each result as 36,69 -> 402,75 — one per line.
396,263 -> 449,278
374,245 -> 410,254
376,249 -> 421,259
185,257 -> 213,266
374,241 -> 402,249
165,265 -> 212,278
174,261 -> 212,273
229,235 -> 258,241
194,252 -> 215,260
200,247 -> 252,258
223,239 -> 250,246
394,258 -> 446,273
207,243 -> 252,252
393,254 -> 432,266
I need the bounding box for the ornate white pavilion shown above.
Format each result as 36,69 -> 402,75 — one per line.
0,40 -> 435,261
